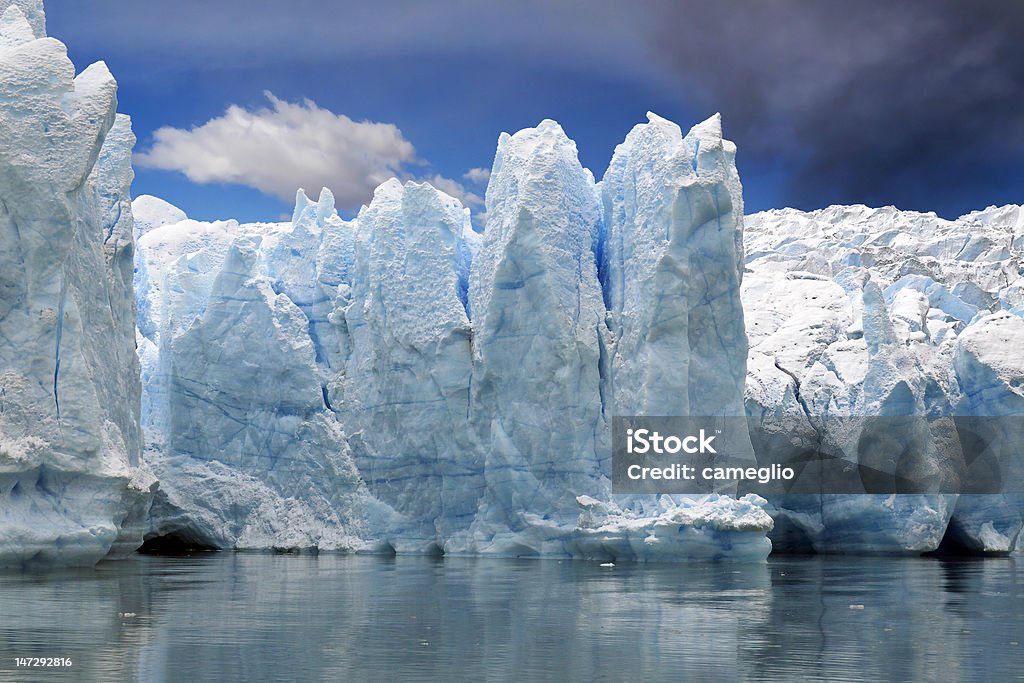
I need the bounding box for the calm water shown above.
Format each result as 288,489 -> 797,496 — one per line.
0,553 -> 1021,682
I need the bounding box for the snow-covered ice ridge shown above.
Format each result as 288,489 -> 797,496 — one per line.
134,114 -> 772,561
744,205 -> 1024,554
0,0 -> 155,568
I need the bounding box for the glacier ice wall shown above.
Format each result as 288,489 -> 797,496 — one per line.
948,312 -> 1024,553
744,205 -> 1024,554
599,113 -> 755,512
4,1 -> 1018,565
133,135 -> 1024,558
135,114 -> 772,561
0,1 -> 154,568
601,113 -> 748,422
135,193 -> 377,551
464,121 -> 611,554
331,179 -> 481,552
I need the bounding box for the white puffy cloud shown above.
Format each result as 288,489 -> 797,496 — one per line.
134,92 -> 417,209
462,167 -> 491,184
424,174 -> 483,210
135,92 -> 494,220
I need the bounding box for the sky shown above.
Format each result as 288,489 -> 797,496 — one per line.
42,0 -> 1024,223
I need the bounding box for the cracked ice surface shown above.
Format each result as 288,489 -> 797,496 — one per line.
744,205 -> 1024,554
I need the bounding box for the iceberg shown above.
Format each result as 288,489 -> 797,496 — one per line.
0,0 -> 154,568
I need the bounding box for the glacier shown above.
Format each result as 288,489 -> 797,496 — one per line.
4,0 -> 1023,566
135,195 -> 377,552
133,113 -> 773,561
744,205 -> 1024,554
125,130 -> 1024,561
0,0 -> 154,568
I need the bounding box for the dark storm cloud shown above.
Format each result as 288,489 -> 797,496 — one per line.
46,0 -> 1024,216
44,0 -> 644,74
644,0 -> 1024,214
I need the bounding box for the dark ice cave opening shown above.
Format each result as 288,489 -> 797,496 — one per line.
138,532 -> 218,556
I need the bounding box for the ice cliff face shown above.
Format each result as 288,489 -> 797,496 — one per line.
601,113 -> 748,422
134,116 -> 1024,560
465,121 -> 611,553
948,311 -> 1024,553
744,205 -> 1024,554
330,179 -> 480,552
135,194 -> 375,551
5,0 -> 1019,561
0,0 -> 153,567
134,114 -> 772,561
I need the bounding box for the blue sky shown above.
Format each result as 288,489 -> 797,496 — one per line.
46,0 -> 1024,223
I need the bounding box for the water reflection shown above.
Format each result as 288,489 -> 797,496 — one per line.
0,553 -> 1020,682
